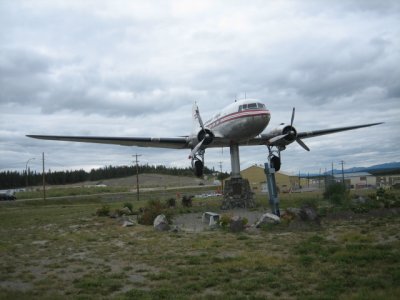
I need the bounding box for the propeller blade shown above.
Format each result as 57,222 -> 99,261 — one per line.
269,134 -> 288,144
188,138 -> 205,159
195,106 -> 206,132
296,138 -> 310,151
290,107 -> 295,127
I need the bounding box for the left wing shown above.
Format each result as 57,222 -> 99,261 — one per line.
243,122 -> 383,147
26,135 -> 190,149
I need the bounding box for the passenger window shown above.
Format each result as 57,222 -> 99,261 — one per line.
238,105 -> 242,112
257,103 -> 265,109
243,104 -> 248,110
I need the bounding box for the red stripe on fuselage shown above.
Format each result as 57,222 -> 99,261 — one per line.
206,110 -> 270,129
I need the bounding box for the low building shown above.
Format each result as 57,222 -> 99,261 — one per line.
333,172 -> 376,189
230,165 -> 307,194
376,174 -> 400,189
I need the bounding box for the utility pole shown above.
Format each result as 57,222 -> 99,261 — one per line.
219,161 -> 224,192
298,170 -> 301,189
133,154 -> 142,201
42,152 -> 46,201
340,160 -> 345,188
319,168 -> 321,189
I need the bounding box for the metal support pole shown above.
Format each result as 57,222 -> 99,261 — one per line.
264,161 -> 280,216
230,143 -> 241,179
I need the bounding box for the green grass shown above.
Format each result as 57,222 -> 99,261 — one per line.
1,191 -> 400,299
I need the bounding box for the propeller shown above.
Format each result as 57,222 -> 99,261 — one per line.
189,104 -> 212,158
269,107 -> 310,151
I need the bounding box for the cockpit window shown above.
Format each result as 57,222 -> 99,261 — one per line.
239,103 -> 265,112
257,103 -> 265,109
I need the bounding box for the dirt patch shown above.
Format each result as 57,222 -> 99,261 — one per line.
172,208 -> 265,232
325,207 -> 400,221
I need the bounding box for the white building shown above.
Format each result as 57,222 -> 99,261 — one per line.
334,172 -> 376,189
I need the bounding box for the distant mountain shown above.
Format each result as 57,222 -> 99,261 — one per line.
301,162 -> 400,177
330,162 -> 400,175
345,162 -> 400,174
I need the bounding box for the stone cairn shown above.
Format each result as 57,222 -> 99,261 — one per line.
221,178 -> 256,209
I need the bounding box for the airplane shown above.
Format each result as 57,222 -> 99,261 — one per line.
27,99 -> 382,179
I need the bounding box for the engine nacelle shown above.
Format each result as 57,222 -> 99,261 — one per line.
197,128 -> 214,146
268,124 -> 298,148
281,125 -> 297,143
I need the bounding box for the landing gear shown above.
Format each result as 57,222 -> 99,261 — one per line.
265,146 -> 282,216
194,160 -> 204,177
191,149 -> 205,178
270,155 -> 281,172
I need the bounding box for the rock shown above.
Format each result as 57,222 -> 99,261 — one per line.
229,216 -> 244,232
352,195 -> 367,205
153,214 -> 170,231
255,213 -> 280,228
122,220 -> 135,227
119,207 -> 132,216
170,225 -> 181,233
299,205 -> 320,224
286,208 -> 301,217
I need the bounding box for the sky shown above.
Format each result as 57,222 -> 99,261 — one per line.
1,0 -> 399,175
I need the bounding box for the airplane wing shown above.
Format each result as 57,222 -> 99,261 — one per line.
296,123 -> 383,139
244,122 -> 383,147
27,122 -> 382,150
26,135 -> 190,149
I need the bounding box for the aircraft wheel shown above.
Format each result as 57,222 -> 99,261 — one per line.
271,155 -> 281,171
194,160 -> 204,177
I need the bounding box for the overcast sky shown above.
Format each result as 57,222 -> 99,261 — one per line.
1,0 -> 399,175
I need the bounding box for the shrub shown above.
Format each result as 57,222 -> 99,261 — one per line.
123,202 -> 133,211
181,195 -> 193,207
166,198 -> 176,208
219,214 -> 232,229
96,205 -> 110,217
324,182 -> 349,206
138,199 -> 173,225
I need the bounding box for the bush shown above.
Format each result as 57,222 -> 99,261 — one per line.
96,205 -> 110,217
324,182 -> 349,206
138,200 -> 173,225
166,198 -> 176,208
219,214 -> 232,229
181,195 -> 193,207
123,202 -> 133,211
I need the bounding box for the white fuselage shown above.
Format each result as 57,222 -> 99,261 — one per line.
204,99 -> 271,142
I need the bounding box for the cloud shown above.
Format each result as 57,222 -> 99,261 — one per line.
0,0 -> 399,174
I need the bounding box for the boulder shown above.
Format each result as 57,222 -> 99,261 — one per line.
122,220 -> 135,227
255,213 -> 280,228
153,214 -> 170,231
119,207 -> 132,216
229,216 -> 244,232
299,205 -> 320,224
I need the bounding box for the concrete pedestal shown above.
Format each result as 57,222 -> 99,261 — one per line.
221,178 -> 255,209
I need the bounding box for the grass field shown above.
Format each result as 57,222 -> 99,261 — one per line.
1,191 -> 399,299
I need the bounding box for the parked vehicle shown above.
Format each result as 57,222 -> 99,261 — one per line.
0,193 -> 16,201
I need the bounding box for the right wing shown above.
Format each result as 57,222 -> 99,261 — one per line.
26,135 -> 190,149
243,122 -> 383,147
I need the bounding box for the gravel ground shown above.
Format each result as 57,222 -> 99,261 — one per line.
173,208 -> 266,232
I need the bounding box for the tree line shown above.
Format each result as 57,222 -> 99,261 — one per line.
0,164 -> 221,189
